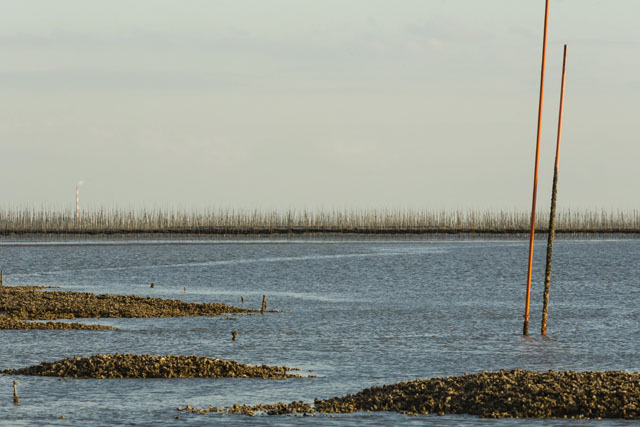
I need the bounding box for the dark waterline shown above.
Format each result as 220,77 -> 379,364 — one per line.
1,237 -> 639,426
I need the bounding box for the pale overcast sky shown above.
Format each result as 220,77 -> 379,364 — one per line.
1,0 -> 638,211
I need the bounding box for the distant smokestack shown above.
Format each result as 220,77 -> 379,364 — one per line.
75,181 -> 84,225
75,185 -> 79,224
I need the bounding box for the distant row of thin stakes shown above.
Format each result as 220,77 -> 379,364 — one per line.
1,208 -> 639,235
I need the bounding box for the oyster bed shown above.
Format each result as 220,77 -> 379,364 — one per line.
181,369 -> 640,419
3,353 -> 304,379
0,285 -> 256,329
0,315 -> 115,330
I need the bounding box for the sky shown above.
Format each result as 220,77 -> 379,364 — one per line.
1,0 -> 639,211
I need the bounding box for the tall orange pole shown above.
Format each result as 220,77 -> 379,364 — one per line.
523,0 -> 550,336
541,44 -> 567,336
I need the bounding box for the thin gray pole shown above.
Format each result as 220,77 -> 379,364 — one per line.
541,44 -> 568,336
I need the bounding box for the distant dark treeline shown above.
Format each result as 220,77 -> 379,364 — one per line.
1,208 -> 639,236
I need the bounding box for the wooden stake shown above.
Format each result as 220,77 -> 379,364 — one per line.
542,44 -> 568,336
13,380 -> 19,404
524,0 -> 550,336
261,295 -> 267,314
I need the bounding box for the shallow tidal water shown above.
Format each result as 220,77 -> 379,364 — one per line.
0,237 -> 639,426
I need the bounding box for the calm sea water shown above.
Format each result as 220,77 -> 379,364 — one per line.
0,237 -> 639,426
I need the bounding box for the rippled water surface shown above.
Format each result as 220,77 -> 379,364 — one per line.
1,237 -> 639,426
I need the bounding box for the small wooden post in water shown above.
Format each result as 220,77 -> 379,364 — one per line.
541,44 -> 568,336
0,270 -> 3,286
524,0 -> 550,336
13,380 -> 19,404
261,295 -> 267,314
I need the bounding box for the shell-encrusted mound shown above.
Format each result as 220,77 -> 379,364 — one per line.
183,369 -> 640,419
3,353 -> 304,379
0,315 -> 114,330
0,285 -> 258,329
